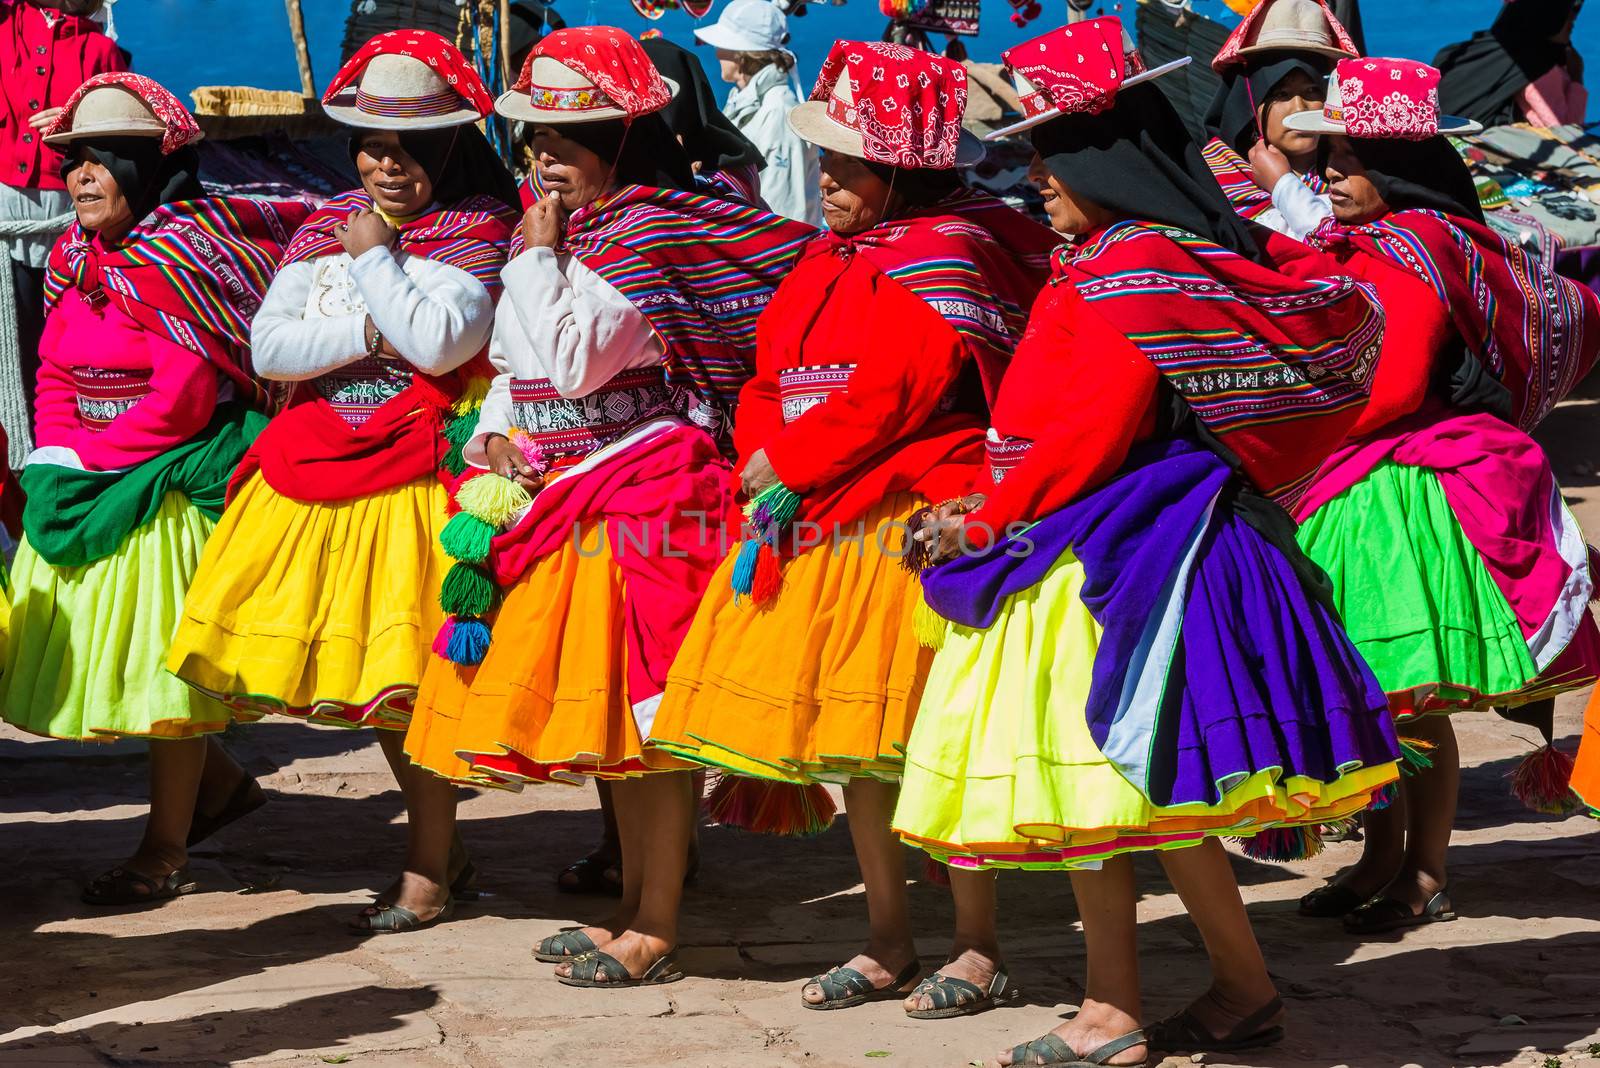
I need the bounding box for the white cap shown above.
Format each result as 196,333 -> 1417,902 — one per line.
694,0 -> 790,54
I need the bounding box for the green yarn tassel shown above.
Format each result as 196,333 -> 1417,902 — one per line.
1399,738 -> 1435,776
743,481 -> 801,534
441,411 -> 479,478
439,560 -> 499,617
440,511 -> 496,564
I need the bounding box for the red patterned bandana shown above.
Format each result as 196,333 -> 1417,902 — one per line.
323,30 -> 495,118
1001,18 -> 1130,119
516,27 -> 672,119
1336,58 -> 1443,141
810,41 -> 967,169
45,73 -> 201,155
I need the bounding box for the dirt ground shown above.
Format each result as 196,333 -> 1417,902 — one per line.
1,393 -> 1597,1068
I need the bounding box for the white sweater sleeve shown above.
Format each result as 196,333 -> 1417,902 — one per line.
249,259 -> 368,382
1273,174 -> 1336,241
463,315 -> 516,469
348,247 -> 496,376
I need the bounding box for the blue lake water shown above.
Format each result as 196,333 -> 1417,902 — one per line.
120,0 -> 1598,110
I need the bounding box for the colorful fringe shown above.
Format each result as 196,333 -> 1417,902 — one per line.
703,772 -> 837,837
730,482 -> 801,606
1234,824 -> 1326,864
1508,744 -> 1581,815
434,389 -> 537,666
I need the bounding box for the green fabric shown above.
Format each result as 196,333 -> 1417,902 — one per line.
19,404 -> 266,567
1296,459 -> 1538,701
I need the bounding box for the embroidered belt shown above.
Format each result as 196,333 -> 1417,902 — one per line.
72,367 -> 151,429
314,356 -> 412,427
509,366 -> 683,461
778,361 -> 961,425
986,433 -> 1032,485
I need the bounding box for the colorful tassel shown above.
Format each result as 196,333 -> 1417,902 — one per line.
730,538 -> 762,601
731,482 -> 802,602
923,855 -> 951,887
455,472 -> 533,527
1371,781 -> 1398,811
439,561 -> 499,617
879,0 -> 931,17
704,774 -> 837,837
749,543 -> 783,604
1234,824 -> 1324,863
440,511 -> 496,564
453,376 -> 490,416
913,596 -> 948,650
510,428 -> 549,474
431,617 -> 456,658
445,617 -> 492,665
1507,744 -> 1579,815
1398,736 -> 1436,775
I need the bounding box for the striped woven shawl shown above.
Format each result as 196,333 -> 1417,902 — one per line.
1313,209 -> 1600,432
44,196 -> 307,401
1057,221 -> 1385,509
1202,138 -> 1327,222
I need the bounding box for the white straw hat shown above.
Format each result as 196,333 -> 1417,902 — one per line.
323,52 -> 484,131
43,84 -> 168,145
694,0 -> 791,55
1235,0 -> 1359,61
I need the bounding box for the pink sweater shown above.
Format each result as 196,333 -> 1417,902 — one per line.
35,287 -> 219,471
1519,67 -> 1589,127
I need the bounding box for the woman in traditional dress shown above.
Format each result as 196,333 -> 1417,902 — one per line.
1201,0 -> 1357,238
890,20 -> 1402,1063
649,40 -> 1057,1010
165,32 -> 521,931
1436,0 -> 1588,128
0,73 -> 304,904
1276,58 -> 1600,933
400,27 -> 814,984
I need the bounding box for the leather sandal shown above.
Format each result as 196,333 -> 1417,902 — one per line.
1343,887 -> 1457,935
1297,882 -> 1371,918
556,854 -> 624,897
1003,1029 -> 1146,1066
1145,996 -> 1285,1054
905,966 -> 1018,1019
82,866 -> 198,907
558,948 -> 685,988
187,776 -> 268,847
802,959 -> 920,1011
350,896 -> 455,934
535,926 -> 598,963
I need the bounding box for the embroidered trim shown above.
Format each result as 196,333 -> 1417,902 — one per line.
779,362 -> 857,423
313,356 -> 411,427
524,84 -> 615,112
509,366 -> 684,461
985,434 -> 1032,484
72,367 -> 151,428
353,87 -> 465,118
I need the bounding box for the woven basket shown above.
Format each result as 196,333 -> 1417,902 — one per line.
191,86 -> 310,118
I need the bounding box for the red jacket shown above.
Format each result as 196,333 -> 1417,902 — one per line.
1,0 -> 127,191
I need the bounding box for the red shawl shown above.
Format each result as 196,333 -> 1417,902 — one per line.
1056,221 -> 1384,509
43,197 -> 307,404
232,192 -> 517,502
1309,209 -> 1600,432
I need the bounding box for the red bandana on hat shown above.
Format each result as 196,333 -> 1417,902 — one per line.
322,30 -> 496,117
1002,17 -> 1134,120
515,27 -> 672,118
810,41 -> 967,168
45,72 -> 202,155
1336,58 -> 1443,140
1212,0 -> 1360,73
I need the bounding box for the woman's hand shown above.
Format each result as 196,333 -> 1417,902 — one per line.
521,192 -> 564,250
337,208 -> 397,259
483,434 -> 545,492
1248,140 -> 1293,193
28,106 -> 62,131
912,494 -> 988,566
740,448 -> 778,499
361,316 -> 405,362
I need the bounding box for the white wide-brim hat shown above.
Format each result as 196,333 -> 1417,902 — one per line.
323,52 -> 484,130
1283,70 -> 1483,136
985,55 -> 1192,141
787,99 -> 987,168
43,84 -> 173,145
694,0 -> 790,54
1235,0 -> 1360,61
496,54 -> 679,124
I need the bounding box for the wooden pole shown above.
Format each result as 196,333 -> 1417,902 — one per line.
284,0 -> 316,100
500,0 -> 513,86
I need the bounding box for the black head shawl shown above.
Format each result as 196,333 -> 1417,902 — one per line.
640,38 -> 766,175
1203,54 -> 1331,157
553,115 -> 697,192
1347,135 -> 1487,224
61,135 -> 204,230
349,125 -> 522,214
862,160 -> 965,212
1032,81 -> 1262,260
1436,0 -> 1583,125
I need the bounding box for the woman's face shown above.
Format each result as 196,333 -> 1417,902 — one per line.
818,149 -> 897,235
355,130 -> 434,216
531,125 -> 615,212
1026,152 -> 1109,237
1323,135 -> 1391,224
64,147 -> 135,237
1261,68 -> 1325,162
715,48 -> 742,85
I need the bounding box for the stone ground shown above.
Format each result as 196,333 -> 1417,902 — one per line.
1,392 -> 1597,1068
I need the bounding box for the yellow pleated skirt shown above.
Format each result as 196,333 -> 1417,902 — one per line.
648,492 -> 931,784
166,473 -> 448,729
895,548 -> 1397,870
406,522 -> 693,786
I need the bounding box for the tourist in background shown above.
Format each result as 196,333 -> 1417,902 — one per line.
1436,0 -> 1588,127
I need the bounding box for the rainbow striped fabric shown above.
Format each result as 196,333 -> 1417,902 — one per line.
1059,221 -> 1385,508
537,184 -> 815,442
1202,138 -> 1328,222
44,197 -> 307,400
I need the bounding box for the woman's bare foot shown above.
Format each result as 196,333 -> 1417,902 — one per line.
552,929 -> 672,980
989,998 -> 1147,1067
801,939 -> 919,1005
903,945 -> 1002,1014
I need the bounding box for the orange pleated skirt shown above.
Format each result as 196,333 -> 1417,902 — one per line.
404,522 -> 692,786
1573,685 -> 1600,812
648,492 -> 932,784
